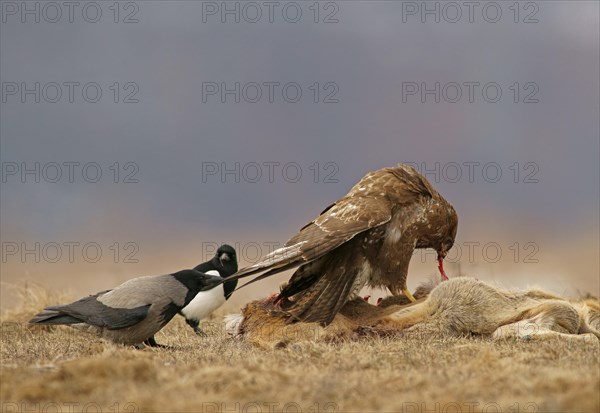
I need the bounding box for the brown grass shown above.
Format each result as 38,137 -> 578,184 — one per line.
1,284 -> 599,413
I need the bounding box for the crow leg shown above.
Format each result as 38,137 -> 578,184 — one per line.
143,336 -> 171,348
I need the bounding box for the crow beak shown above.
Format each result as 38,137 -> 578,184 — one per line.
219,252 -> 230,266
202,275 -> 224,291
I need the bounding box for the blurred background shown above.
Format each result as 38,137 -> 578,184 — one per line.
1,1 -> 598,311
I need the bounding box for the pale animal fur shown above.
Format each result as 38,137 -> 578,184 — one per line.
228,277 -> 600,348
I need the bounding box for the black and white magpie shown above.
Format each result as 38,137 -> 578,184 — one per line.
179,244 -> 238,335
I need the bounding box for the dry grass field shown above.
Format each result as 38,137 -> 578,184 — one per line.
1,284 -> 599,413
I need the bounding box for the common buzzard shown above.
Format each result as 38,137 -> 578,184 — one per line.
228,164 -> 458,325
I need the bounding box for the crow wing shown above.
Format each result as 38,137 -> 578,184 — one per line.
31,293 -> 151,330
30,274 -> 189,330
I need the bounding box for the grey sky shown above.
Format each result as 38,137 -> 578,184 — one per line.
1,1 -> 598,302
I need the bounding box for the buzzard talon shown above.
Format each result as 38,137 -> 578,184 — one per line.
401,288 -> 417,303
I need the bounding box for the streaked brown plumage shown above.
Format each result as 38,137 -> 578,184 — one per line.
228,164 -> 458,325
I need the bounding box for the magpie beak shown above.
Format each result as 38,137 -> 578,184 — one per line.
219,252 -> 230,266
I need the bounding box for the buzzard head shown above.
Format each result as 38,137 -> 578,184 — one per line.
416,199 -> 458,281
434,203 -> 458,280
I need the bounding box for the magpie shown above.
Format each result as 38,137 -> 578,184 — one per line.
178,244 -> 238,336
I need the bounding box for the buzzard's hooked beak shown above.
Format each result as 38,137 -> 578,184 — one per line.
437,253 -> 449,281
219,252 -> 231,266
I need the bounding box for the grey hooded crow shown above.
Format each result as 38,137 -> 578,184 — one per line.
29,269 -> 223,346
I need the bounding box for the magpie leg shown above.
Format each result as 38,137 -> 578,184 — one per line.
186,318 -> 207,336
194,326 -> 208,337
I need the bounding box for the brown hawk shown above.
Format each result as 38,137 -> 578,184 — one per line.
228,164 -> 458,325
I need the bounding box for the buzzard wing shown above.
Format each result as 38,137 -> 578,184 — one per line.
229,166 -> 428,287
231,194 -> 392,289
280,241 -> 366,325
